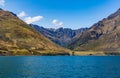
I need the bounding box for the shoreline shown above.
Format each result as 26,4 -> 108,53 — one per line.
1,51 -> 120,56
70,51 -> 120,56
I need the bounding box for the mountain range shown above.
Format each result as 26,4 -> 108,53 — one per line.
30,24 -> 88,47
68,8 -> 120,54
30,8 -> 120,55
1,8 -> 120,55
0,8 -> 69,56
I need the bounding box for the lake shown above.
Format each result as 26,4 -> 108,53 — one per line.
0,56 -> 120,78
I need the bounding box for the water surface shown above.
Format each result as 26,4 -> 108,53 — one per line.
0,56 -> 120,78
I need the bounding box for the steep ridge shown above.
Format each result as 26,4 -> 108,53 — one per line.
68,8 -> 120,53
0,9 -> 69,55
30,24 -> 88,47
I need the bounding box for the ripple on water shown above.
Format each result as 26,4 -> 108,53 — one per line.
0,56 -> 120,78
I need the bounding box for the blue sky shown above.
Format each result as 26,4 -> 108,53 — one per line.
0,0 -> 120,29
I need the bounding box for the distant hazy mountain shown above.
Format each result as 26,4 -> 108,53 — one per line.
68,8 -> 120,53
30,24 -> 88,47
0,8 -> 69,56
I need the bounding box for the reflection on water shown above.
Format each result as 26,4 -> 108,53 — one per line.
0,56 -> 120,78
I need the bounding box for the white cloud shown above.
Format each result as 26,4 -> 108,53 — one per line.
24,16 -> 43,24
17,11 -> 43,24
52,19 -> 63,27
17,11 -> 26,18
0,0 -> 5,6
52,19 -> 58,25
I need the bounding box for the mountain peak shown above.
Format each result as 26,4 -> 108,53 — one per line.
107,8 -> 120,19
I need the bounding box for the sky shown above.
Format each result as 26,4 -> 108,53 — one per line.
0,0 -> 120,29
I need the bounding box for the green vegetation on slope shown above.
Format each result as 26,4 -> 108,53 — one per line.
0,9 -> 70,56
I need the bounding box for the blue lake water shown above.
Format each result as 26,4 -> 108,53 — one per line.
0,56 -> 120,78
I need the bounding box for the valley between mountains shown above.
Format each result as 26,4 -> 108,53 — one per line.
1,8 -> 120,55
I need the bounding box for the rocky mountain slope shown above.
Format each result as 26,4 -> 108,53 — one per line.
68,8 -> 120,54
0,9 -> 69,56
30,24 -> 88,47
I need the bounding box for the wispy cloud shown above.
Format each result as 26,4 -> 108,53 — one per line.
52,19 -> 58,25
52,19 -> 63,27
17,11 -> 43,24
17,11 -> 26,18
24,16 -> 43,24
0,0 -> 5,6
